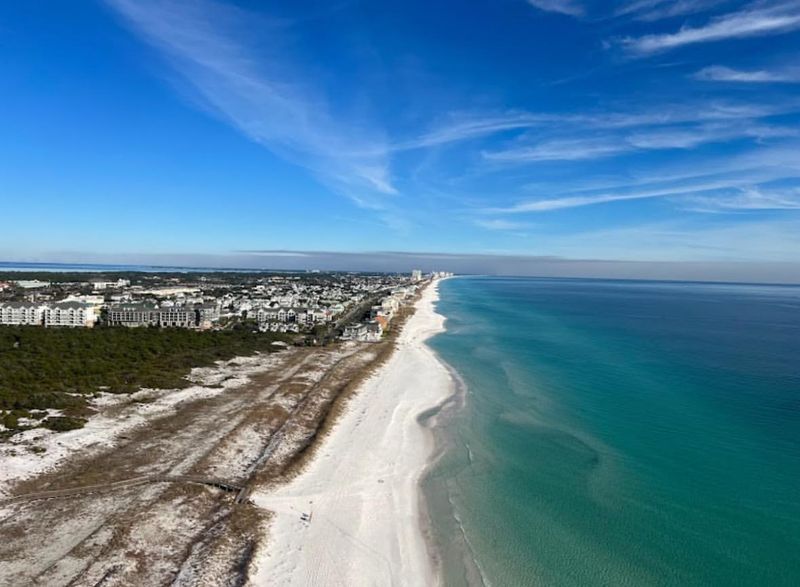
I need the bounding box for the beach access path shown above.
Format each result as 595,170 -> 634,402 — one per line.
250,279 -> 453,586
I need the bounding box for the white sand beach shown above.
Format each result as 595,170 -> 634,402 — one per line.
250,279 -> 453,586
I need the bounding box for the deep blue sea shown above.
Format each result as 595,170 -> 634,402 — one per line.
424,276 -> 800,586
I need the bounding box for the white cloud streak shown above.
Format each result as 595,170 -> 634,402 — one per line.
397,101 -> 796,154
487,182 -> 744,214
483,123 -> 796,162
392,113 -> 555,151
621,2 -> 800,54
528,143 -> 800,196
473,218 -> 535,230
683,187 -> 800,211
527,0 -> 585,17
693,65 -> 800,82
478,144 -> 800,218
615,0 -> 730,22
484,138 -> 628,162
103,0 -> 395,206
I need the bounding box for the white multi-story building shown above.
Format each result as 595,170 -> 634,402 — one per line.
197,303 -> 220,329
341,320 -> 383,342
91,278 -> 130,291
0,302 -> 47,325
107,303 -> 156,327
0,301 -> 95,327
14,280 -> 50,289
43,302 -> 97,328
411,269 -> 422,282
106,302 -> 219,329
381,297 -> 400,314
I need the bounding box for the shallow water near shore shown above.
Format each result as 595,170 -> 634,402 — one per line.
423,276 -> 800,586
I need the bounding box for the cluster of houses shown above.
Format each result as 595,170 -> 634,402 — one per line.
0,271 -> 443,335
340,285 -> 417,342
222,274 -> 419,335
256,307 -> 333,333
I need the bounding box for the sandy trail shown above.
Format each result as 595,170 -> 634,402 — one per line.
251,280 -> 452,586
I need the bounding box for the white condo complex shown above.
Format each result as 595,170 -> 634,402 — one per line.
0,301 -> 97,328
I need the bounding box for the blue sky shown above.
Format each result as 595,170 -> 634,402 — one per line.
2,0 -> 800,273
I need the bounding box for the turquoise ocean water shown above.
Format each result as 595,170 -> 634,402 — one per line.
423,277 -> 800,586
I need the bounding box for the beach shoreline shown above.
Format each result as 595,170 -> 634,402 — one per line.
249,278 -> 456,586
417,359 -> 491,587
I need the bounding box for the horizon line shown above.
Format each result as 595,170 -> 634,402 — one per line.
2,259 -> 800,288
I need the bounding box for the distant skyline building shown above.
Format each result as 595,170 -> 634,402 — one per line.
411,269 -> 422,282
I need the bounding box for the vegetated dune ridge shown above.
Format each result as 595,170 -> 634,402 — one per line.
250,279 -> 453,586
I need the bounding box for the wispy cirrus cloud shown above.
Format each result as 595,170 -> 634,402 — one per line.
103,0 -> 395,206
627,123 -> 795,148
525,143 -> 800,196
483,143 -> 800,220
391,112 -> 554,151
620,1 -> 800,54
526,0 -> 585,17
473,218 -> 535,231
682,187 -> 800,211
397,100 -> 796,155
693,64 -> 800,82
483,123 -> 796,163
482,144 -> 800,218
487,182 -> 730,213
484,137 -> 628,162
615,0 -> 730,22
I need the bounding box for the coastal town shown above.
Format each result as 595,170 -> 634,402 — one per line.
0,269 -> 451,341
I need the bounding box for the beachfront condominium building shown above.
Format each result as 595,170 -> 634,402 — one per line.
43,302 -> 97,328
340,320 -> 383,342
411,269 -> 422,282
106,303 -> 157,327
0,301 -> 96,327
0,302 -> 48,326
154,306 -> 198,328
